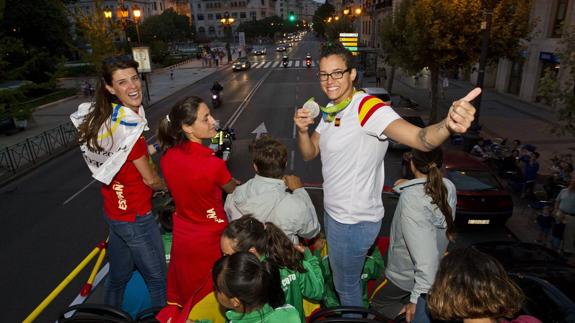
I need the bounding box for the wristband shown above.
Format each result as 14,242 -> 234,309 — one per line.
153,143 -> 160,152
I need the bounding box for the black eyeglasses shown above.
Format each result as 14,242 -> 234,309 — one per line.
317,68 -> 351,81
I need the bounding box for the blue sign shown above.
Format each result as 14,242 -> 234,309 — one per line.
539,52 -> 560,64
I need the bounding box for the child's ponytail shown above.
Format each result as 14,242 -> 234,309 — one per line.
264,222 -> 306,273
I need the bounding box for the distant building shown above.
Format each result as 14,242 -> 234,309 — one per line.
67,0 -> 191,24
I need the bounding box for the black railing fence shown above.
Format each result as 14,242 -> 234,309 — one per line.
0,122 -> 77,183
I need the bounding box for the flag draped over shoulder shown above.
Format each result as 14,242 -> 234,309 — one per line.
70,102 -> 149,185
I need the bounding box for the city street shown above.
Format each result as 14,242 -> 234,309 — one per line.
0,34 -> 563,321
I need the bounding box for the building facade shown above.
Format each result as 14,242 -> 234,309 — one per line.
190,0 -> 277,38
493,0 -> 574,103
68,0 -> 189,23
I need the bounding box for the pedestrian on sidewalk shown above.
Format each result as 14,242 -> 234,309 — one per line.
170,68 -> 174,81
555,178 -> 575,255
441,76 -> 449,99
521,151 -> 540,199
536,205 -> 553,245
551,212 -> 567,252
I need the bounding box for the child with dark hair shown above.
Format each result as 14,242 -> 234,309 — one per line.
427,247 -> 541,323
220,216 -> 324,322
225,135 -> 320,244
212,252 -> 301,322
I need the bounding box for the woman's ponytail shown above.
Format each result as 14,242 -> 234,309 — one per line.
156,96 -> 204,152
411,149 -> 456,241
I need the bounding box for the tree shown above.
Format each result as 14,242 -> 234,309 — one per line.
70,0 -> 119,74
380,0 -> 533,123
1,0 -> 73,82
139,8 -> 194,44
312,3 -> 335,38
538,24 -> 575,136
325,18 -> 354,41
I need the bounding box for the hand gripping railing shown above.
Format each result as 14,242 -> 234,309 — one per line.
23,240 -> 108,323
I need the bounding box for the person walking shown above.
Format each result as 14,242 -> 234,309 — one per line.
372,148 -> 456,322
293,41 -> 479,308
71,55 -> 167,308
555,178 -> 575,256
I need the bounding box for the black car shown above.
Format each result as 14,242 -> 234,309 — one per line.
473,241 -> 575,322
232,57 -> 251,71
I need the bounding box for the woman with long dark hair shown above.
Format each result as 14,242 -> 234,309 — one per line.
72,55 -> 167,308
372,148 -> 456,322
156,96 -> 237,323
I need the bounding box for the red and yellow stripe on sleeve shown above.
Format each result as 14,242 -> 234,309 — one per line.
358,96 -> 389,127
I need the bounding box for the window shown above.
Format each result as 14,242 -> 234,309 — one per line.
250,11 -> 256,18
261,11 -> 266,17
197,3 -> 201,9
232,12 -> 238,18
551,0 -> 568,37
216,13 -> 222,19
197,14 -> 204,20
198,27 -> 206,33
153,2 -> 157,10
261,0 -> 265,5
209,26 -> 216,34
207,13 -> 213,20
160,2 -> 163,10
240,12 -> 246,18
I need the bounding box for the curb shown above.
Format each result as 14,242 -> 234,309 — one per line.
35,95 -> 80,111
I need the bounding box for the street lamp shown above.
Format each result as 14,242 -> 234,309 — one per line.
220,12 -> 235,63
132,4 -> 142,45
104,6 -> 113,20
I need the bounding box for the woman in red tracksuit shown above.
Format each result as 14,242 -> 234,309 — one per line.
156,96 -> 237,322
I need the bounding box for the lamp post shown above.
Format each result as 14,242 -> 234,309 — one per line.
220,12 -> 235,63
468,0 -> 495,140
132,4 -> 142,46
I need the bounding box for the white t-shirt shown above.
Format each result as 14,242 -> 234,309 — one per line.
315,92 -> 401,224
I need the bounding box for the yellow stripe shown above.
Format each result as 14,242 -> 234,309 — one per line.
358,97 -> 381,122
187,292 -> 226,323
339,37 -> 358,42
97,108 -> 125,140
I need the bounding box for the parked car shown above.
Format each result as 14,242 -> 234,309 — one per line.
388,107 -> 425,150
443,150 -> 514,226
361,87 -> 392,105
276,45 -> 287,52
472,242 -> 575,322
253,47 -> 266,55
232,57 -> 251,71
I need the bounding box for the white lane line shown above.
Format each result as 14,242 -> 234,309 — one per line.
263,61 -> 272,68
225,68 -> 273,128
290,150 -> 295,171
292,106 -> 298,139
288,61 -> 293,67
295,60 -> 300,67
61,263 -> 109,317
253,62 -> 264,68
62,136 -> 158,205
272,61 -> 280,68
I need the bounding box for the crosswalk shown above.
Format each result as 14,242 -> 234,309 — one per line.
249,60 -> 319,69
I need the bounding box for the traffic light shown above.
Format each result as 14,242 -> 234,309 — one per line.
288,11 -> 296,22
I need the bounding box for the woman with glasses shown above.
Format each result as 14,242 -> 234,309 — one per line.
72,55 -> 167,308
293,41 -> 479,310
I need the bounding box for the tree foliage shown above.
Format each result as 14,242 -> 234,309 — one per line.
312,3 -> 335,38
324,18 -> 354,41
538,24 -> 575,136
1,0 -> 73,82
236,16 -> 302,40
139,8 -> 194,43
380,0 -> 533,122
70,0 -> 119,74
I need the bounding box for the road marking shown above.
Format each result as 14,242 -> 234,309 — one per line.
272,61 -> 280,68
288,61 -> 293,67
62,263 -> 109,316
290,150 -> 295,171
295,60 -> 300,67
62,135 -> 158,205
225,68 -> 273,128
292,106 -> 298,139
263,61 -> 272,68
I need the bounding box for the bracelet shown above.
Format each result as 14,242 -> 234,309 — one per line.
153,143 -> 160,152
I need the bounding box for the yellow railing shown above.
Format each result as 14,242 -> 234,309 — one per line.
23,240 -> 108,323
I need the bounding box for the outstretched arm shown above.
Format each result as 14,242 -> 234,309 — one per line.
384,88 -> 481,151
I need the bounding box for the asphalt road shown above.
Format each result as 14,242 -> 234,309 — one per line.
0,35 -> 512,322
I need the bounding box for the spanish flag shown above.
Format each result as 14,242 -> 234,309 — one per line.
357,96 -> 389,127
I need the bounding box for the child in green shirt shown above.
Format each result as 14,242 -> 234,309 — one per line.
221,216 -> 325,322
212,252 -> 301,323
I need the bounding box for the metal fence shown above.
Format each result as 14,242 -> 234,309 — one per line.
0,122 -> 77,183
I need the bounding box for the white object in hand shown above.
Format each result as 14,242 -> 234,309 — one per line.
303,100 -> 320,119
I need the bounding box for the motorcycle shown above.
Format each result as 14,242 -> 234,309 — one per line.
305,56 -> 312,68
211,90 -> 222,109
282,56 -> 288,68
209,127 -> 236,161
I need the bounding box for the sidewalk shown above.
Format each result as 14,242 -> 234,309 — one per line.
0,54 -> 240,149
362,69 -> 574,248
